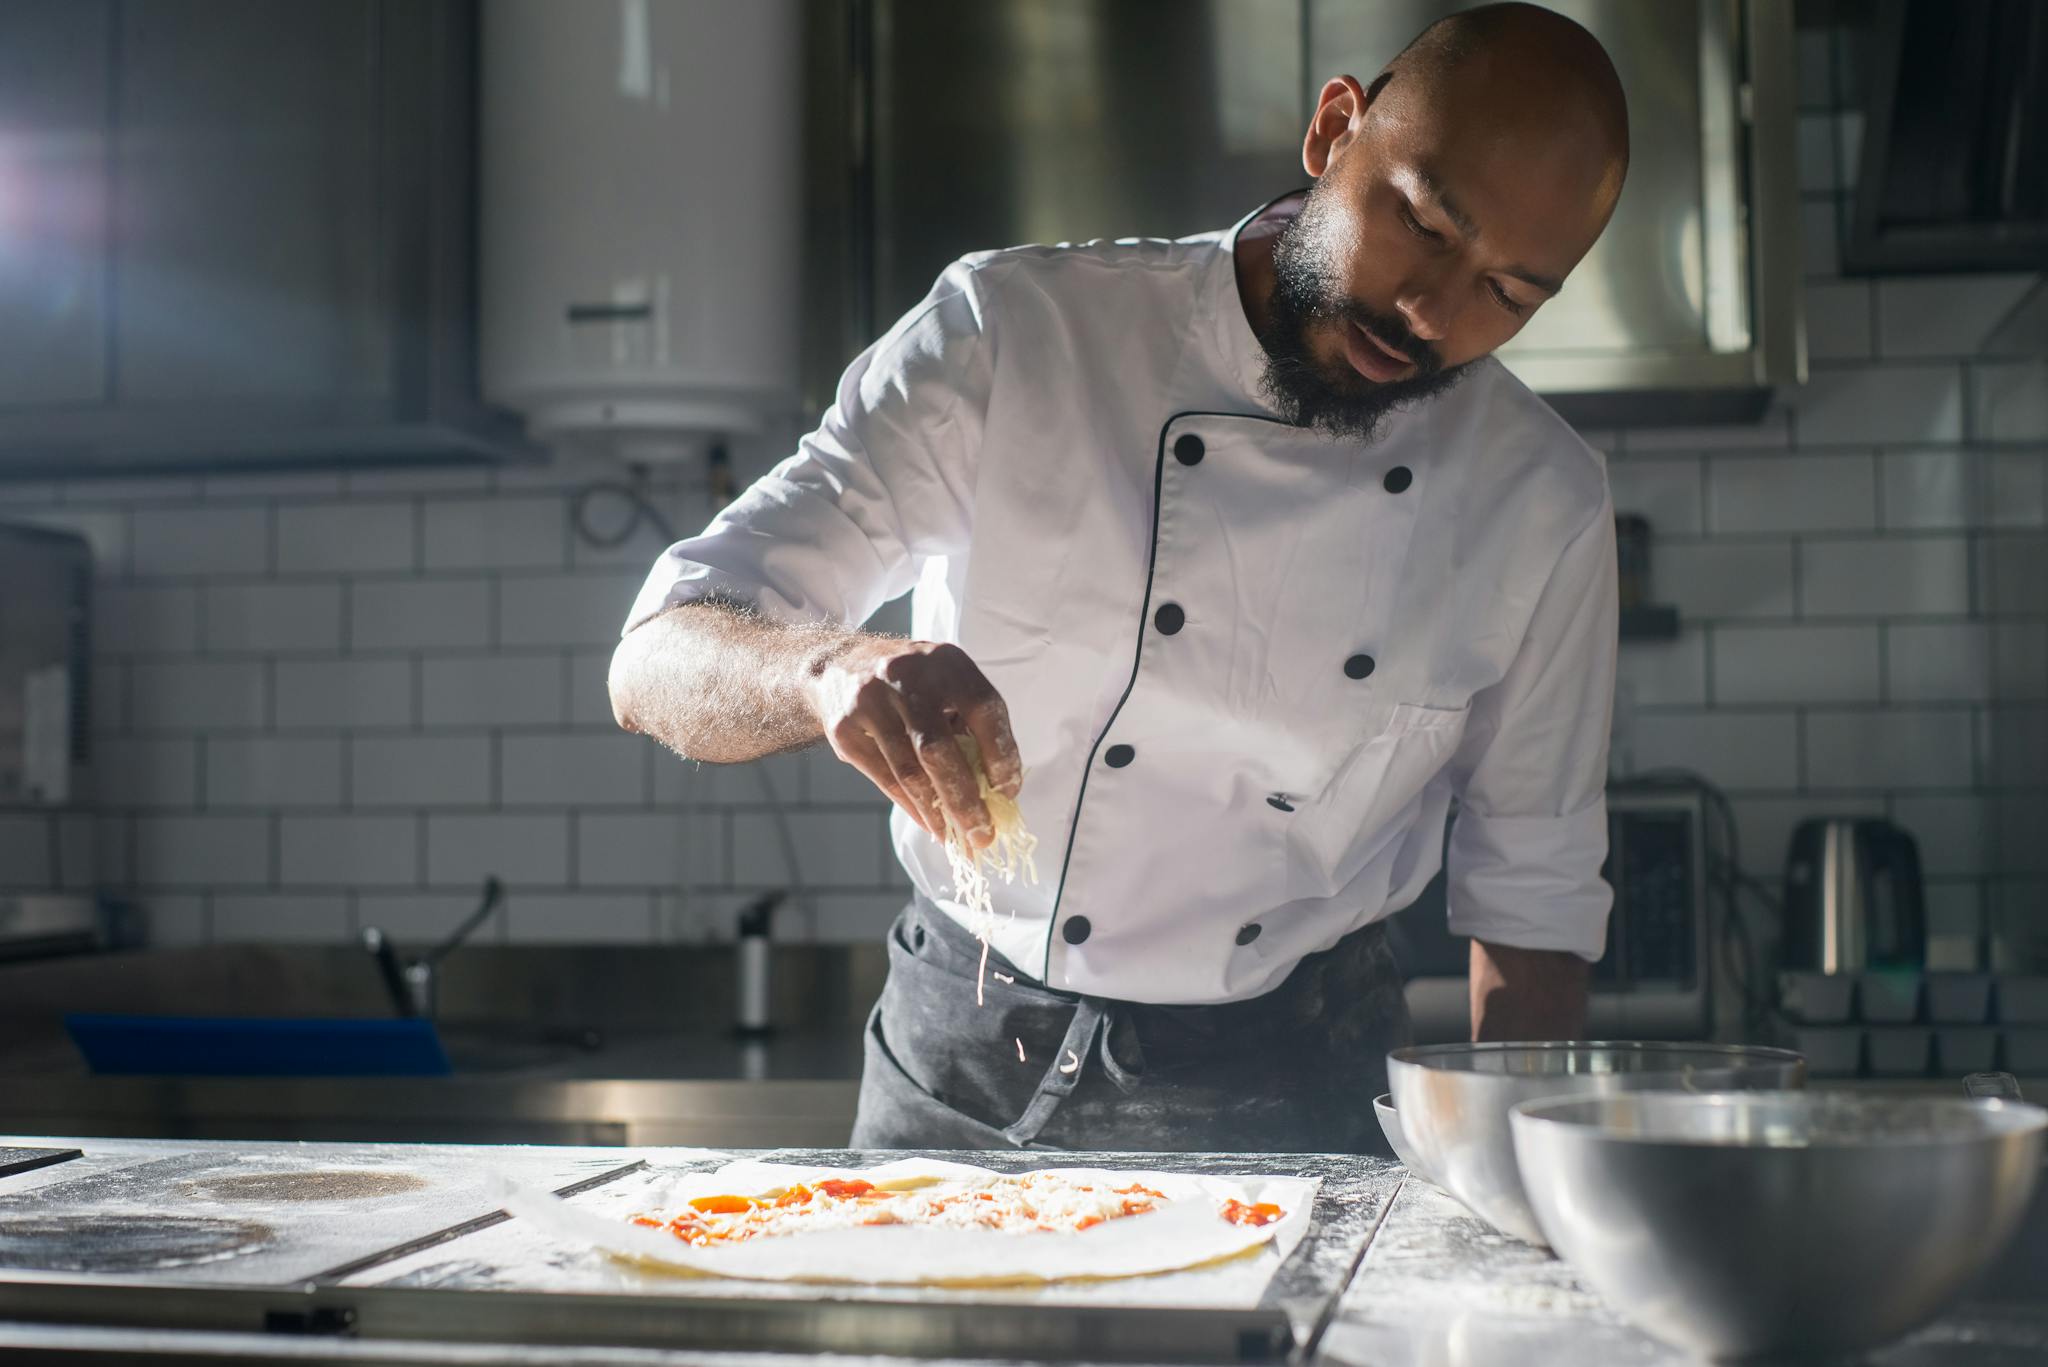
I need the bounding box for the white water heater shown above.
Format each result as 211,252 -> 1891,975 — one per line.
481,0 -> 802,461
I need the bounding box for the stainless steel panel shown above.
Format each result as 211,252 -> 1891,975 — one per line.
870,0 -> 1306,326
0,0 -> 113,409
115,0 -> 390,404
0,1075 -> 864,1149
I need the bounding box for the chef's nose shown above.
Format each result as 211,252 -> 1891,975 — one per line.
1391,261 -> 1454,343
1393,285 -> 1450,343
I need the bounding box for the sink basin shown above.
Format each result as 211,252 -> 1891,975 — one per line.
63,1016 -> 609,1079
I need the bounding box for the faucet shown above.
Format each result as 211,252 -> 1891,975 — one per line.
361,877 -> 504,1019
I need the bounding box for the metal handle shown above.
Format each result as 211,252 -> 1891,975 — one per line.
423,877 -> 505,967
1964,1071 -> 2024,1102
360,926 -> 416,1019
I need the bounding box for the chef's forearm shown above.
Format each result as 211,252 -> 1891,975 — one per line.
607,600 -> 871,763
1468,940 -> 1589,1042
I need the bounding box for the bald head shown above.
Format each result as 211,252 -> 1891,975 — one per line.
1389,2 -> 1630,223
1245,3 -> 1632,440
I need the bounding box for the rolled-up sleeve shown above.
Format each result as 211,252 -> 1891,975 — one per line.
623,259 -> 995,635
1443,494 -> 1618,961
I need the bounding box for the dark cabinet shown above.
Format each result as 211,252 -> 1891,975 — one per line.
0,0 -> 529,476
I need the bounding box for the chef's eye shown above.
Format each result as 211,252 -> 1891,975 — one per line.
1488,280 -> 1528,316
1398,203 -> 1442,243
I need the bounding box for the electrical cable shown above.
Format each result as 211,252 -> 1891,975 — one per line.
1624,767 -> 1780,1040
569,479 -> 680,550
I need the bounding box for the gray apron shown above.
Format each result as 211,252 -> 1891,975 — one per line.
849,894 -> 1411,1152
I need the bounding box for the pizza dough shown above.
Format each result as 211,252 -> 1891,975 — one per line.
499,1158 -> 1318,1287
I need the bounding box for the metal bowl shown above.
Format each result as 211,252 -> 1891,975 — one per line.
1511,1092 -> 2048,1359
1385,1042 -> 1805,1244
1371,1092 -> 1432,1180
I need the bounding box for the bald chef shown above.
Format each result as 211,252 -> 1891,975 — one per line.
611,4 -> 1631,1151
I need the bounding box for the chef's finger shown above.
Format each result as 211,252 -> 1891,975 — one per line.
926,644 -> 1021,798
886,684 -> 992,848
960,686 -> 1023,799
827,720 -> 928,834
861,706 -> 945,837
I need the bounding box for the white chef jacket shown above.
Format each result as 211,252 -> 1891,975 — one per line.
626,201 -> 1618,1006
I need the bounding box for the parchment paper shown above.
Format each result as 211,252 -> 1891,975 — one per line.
498,1158 -> 1319,1288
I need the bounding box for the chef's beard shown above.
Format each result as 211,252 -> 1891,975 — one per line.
1256,191 -> 1473,444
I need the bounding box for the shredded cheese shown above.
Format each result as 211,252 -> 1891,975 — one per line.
628,1172 -> 1178,1245
940,735 -> 1038,1005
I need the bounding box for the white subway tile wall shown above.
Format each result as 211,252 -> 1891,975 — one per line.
97,585 -> 200,655
3,39 -> 2041,956
279,814 -> 420,888
1710,625 -> 1880,704
1707,453 -> 1876,534
350,578 -> 493,651
1877,276 -> 2038,359
1973,361 -> 2048,443
131,506 -> 269,578
1801,282 -> 1873,362
1800,536 -> 1973,617
210,894 -> 353,944
350,735 -> 493,808
205,736 -> 345,809
276,502 -> 418,575
275,658 -> 414,729
426,812 -> 574,888
204,582 -> 345,654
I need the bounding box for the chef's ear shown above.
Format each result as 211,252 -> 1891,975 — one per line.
1302,74 -> 1380,177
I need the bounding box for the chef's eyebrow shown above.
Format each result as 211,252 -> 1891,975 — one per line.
1413,168 -> 1480,240
1412,167 -> 1565,297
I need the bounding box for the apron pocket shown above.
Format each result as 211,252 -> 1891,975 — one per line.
850,1002 -> 1044,1150
859,905 -> 1079,1147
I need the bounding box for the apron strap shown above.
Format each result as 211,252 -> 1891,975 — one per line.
1000,996 -> 1147,1147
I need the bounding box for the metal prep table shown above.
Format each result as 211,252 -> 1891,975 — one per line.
0,1135 -> 2042,1365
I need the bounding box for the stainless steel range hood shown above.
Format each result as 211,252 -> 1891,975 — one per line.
805,0 -> 1803,428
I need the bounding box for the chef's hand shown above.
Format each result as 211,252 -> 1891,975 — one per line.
802,639 -> 1022,848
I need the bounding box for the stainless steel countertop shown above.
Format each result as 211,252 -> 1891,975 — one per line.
0,1029 -> 867,1148
2,1025 -> 868,1083
0,1135 -> 2042,1365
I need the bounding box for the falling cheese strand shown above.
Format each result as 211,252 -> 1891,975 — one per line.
941,735 -> 1038,1006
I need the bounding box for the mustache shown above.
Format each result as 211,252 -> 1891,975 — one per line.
1320,301 -> 1443,377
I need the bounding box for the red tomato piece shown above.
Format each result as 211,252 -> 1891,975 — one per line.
1220,1199 -> 1284,1227
689,1194 -> 755,1215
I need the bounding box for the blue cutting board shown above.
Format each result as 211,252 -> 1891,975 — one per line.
65,1013 -> 454,1077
